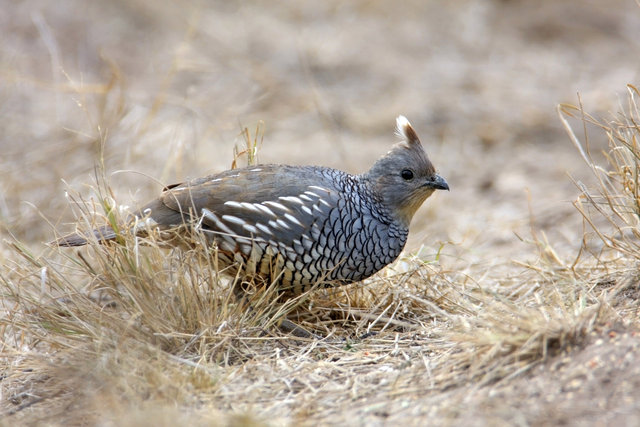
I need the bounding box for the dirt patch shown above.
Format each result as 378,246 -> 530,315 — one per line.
449,328 -> 640,426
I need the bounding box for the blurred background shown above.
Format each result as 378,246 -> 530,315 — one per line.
2,0 -> 639,266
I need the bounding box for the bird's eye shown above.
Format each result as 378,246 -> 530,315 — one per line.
401,169 -> 414,180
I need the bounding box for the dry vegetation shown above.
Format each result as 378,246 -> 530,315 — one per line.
2,1 -> 640,425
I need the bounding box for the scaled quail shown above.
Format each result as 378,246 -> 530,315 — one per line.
56,116 -> 448,294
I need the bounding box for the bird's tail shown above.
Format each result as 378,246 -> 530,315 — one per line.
53,225 -> 118,247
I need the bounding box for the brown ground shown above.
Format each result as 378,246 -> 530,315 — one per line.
2,0 -> 640,425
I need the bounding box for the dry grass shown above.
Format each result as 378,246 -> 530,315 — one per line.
2,89 -> 640,425
561,86 -> 640,264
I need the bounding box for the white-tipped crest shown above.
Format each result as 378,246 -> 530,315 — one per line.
395,115 -> 411,139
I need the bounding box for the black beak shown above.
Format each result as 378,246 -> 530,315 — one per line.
429,174 -> 449,191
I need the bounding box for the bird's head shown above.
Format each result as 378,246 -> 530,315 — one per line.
363,116 -> 448,228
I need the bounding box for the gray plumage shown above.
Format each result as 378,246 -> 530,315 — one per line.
56,116 -> 449,294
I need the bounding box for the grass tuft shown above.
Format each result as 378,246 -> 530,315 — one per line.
560,85 -> 640,264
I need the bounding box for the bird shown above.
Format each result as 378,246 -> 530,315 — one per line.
56,116 -> 448,295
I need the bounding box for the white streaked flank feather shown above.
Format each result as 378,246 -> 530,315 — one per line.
278,195 -> 305,205
284,213 -> 303,227
263,201 -> 291,212
255,223 -> 272,235
201,208 -> 234,235
221,214 -> 246,226
242,223 -> 258,234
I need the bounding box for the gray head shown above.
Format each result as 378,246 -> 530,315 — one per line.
363,116 -> 448,228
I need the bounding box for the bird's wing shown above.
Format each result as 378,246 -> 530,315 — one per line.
141,165 -> 342,252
